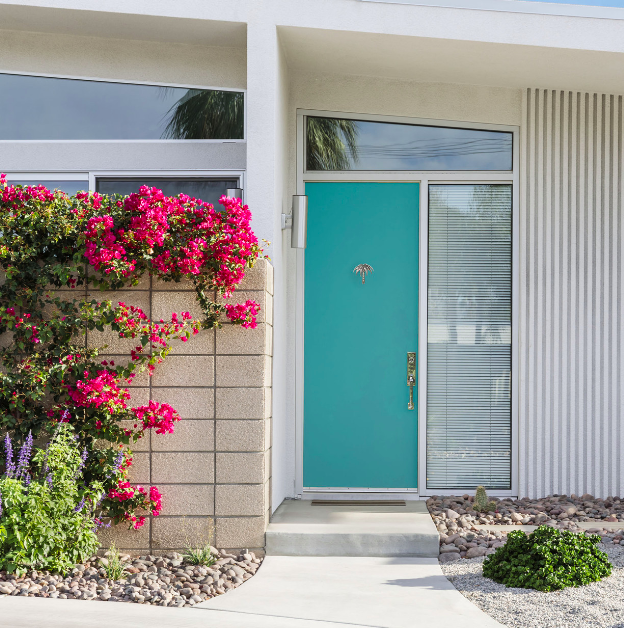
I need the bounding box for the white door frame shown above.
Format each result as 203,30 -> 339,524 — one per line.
295,108 -> 520,499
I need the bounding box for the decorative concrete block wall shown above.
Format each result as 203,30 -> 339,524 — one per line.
96,259 -> 273,554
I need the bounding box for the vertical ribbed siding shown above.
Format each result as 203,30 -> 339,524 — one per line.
521,89 -> 624,499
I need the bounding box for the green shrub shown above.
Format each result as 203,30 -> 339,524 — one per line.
482,525 -> 612,591
0,424 -> 103,575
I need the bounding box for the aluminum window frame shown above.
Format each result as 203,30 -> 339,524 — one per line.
295,108 -> 519,499
2,170 -> 245,200
0,70 -> 247,144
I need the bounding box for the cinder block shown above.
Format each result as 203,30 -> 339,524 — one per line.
264,448 -> 272,481
152,419 -> 214,452
158,484 -> 215,516
152,277 -> 196,291
264,479 -> 271,513
99,520 -> 150,549
127,452 -> 150,483
216,388 -> 265,419
264,417 -> 272,451
238,259 -> 272,293
266,261 -> 274,296
152,291 -> 205,321
216,452 -> 264,484
216,515 -> 267,549
264,386 -> 272,419
216,484 -> 265,516
152,517 -> 215,549
216,323 -> 271,355
216,355 -> 267,387
152,453 -> 214,484
151,387 -> 214,419
152,355 -> 214,387
164,329 -> 215,355
216,420 -> 265,452
124,387 -> 149,407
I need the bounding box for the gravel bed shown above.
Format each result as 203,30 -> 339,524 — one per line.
0,548 -> 262,607
441,538 -> 624,627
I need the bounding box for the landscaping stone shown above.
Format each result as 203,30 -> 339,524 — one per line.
428,494 -> 624,561
0,548 -> 262,608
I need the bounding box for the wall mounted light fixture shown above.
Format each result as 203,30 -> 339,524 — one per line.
282,195 -> 308,249
225,187 -> 244,200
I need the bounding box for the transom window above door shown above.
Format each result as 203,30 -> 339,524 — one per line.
305,116 -> 513,171
0,73 -> 244,141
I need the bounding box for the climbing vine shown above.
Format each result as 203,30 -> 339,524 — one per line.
0,174 -> 262,528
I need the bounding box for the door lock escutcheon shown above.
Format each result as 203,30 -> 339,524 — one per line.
407,352 -> 416,410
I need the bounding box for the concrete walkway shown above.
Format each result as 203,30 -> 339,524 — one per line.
0,556 -> 504,628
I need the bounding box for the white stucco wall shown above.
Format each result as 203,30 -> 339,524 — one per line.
0,28 -> 247,173
0,28 -> 246,89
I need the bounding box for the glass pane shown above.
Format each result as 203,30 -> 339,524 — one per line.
427,184 -> 512,490
96,178 -> 238,207
5,179 -> 88,196
0,73 -> 244,140
306,117 -> 512,171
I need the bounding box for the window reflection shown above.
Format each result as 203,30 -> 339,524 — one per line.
0,74 -> 244,140
5,180 -> 88,196
306,116 -> 512,171
95,178 -> 238,207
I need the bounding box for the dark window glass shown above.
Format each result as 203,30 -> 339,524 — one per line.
6,180 -> 88,196
96,178 -> 238,207
306,117 -> 512,171
0,73 -> 244,140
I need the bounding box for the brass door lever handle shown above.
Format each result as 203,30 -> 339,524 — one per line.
407,352 -> 416,410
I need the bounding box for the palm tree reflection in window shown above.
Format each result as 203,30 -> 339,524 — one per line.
162,89 -> 244,140
306,117 -> 359,171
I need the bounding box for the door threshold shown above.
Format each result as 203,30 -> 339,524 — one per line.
302,490 -> 422,501
311,500 -> 407,506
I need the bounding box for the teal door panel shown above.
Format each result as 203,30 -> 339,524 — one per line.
304,182 -> 419,488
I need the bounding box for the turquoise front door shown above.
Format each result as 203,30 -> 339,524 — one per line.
304,182 -> 420,489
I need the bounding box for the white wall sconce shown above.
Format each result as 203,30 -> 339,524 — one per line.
225,187 -> 244,199
282,195 -> 308,249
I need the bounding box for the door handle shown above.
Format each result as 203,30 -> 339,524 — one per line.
407,352 -> 416,410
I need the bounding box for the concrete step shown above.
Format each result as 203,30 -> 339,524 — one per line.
266,499 -> 440,557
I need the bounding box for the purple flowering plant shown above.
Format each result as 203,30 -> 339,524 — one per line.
0,423 -> 106,576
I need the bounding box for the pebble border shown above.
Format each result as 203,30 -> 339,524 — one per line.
0,548 -> 262,607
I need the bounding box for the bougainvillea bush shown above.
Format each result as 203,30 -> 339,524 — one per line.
0,174 -> 261,537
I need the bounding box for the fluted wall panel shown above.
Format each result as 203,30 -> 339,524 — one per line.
520,88 -> 624,499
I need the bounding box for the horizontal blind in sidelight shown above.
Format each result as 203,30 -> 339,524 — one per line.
427,185 -> 512,490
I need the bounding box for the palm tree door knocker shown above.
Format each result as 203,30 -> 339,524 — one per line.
353,264 -> 374,284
